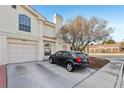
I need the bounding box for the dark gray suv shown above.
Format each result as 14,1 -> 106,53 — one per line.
49,51 -> 90,72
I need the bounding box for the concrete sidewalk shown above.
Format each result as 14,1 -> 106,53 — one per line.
74,61 -> 123,88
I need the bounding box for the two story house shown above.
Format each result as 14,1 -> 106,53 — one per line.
0,5 -> 68,65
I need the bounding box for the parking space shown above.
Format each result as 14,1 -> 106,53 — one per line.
7,61 -> 95,88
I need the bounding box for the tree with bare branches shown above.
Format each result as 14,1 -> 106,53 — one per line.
57,16 -> 113,51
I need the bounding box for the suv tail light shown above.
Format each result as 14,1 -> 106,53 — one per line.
76,57 -> 82,63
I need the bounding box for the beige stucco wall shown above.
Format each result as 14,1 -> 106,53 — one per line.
37,20 -> 44,61
0,5 -> 40,37
53,14 -> 63,33
0,35 -> 8,65
0,6 -> 17,33
0,5 -> 69,65
43,23 -> 56,38
0,5 -> 45,65
17,6 -> 39,37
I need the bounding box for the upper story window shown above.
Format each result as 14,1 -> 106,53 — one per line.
12,5 -> 16,9
19,14 -> 31,32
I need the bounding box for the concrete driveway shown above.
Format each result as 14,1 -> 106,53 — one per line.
7,61 -> 95,88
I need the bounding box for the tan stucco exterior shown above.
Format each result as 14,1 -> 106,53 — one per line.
0,5 -> 69,65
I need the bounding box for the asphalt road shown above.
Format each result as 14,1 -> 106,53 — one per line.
7,61 -> 95,88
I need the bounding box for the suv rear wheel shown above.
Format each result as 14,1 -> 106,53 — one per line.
66,62 -> 74,72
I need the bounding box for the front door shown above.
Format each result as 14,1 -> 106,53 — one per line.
44,43 -> 51,60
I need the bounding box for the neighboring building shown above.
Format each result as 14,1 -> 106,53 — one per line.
85,42 -> 124,53
0,5 -> 68,65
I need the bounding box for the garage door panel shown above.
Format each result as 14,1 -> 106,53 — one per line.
8,43 -> 37,63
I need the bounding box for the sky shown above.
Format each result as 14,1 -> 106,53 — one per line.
32,5 -> 124,42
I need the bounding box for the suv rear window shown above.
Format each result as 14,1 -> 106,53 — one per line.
76,53 -> 86,58
72,52 -> 87,58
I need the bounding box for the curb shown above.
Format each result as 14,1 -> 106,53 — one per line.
73,61 -> 123,88
115,63 -> 124,88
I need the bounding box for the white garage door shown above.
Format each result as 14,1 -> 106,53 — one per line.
8,43 -> 37,63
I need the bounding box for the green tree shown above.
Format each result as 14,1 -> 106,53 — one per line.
121,42 -> 124,47
102,39 -> 116,44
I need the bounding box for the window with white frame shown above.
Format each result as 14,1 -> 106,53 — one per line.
19,14 -> 31,32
